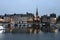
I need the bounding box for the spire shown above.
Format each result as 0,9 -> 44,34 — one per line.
36,8 -> 38,17
34,7 -> 40,21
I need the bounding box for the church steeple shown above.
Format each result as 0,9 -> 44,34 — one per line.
34,8 -> 40,21
36,8 -> 38,17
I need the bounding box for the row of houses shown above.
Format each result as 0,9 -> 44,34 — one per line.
0,9 -> 57,29
0,12 -> 34,28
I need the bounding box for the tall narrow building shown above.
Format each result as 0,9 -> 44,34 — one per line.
36,8 -> 38,17
32,8 -> 40,29
34,8 -> 40,22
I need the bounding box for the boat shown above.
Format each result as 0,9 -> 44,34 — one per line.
0,26 -> 5,33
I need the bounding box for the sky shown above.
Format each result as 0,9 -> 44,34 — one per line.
0,0 -> 60,16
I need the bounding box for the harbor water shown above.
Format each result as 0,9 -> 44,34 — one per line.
0,31 -> 60,40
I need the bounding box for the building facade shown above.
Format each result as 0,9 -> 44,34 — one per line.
3,12 -> 34,28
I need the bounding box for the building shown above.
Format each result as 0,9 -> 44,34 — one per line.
3,13 -> 34,28
57,15 -> 60,23
50,13 -> 57,24
41,15 -> 50,29
41,15 -> 50,23
32,8 -> 40,29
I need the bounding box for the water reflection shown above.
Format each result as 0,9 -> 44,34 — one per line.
0,33 -> 4,40
0,32 -> 60,40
